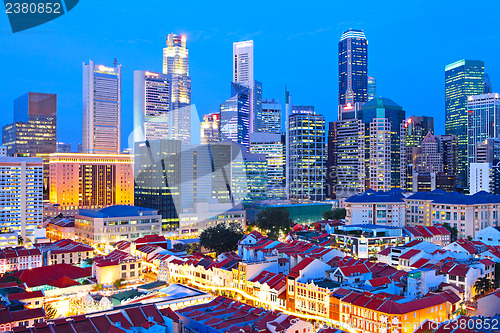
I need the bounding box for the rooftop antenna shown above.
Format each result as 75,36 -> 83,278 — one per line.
113,58 -> 117,67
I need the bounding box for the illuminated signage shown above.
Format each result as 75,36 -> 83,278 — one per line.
98,65 -> 115,72
145,71 -> 159,77
344,103 -> 353,110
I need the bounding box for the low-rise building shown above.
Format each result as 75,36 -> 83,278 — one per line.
477,288 -> 500,317
404,225 -> 451,247
330,224 -> 407,259
344,189 -> 407,227
75,205 -> 162,249
178,202 -> 246,238
474,226 -> 500,246
38,239 -> 94,266
7,290 -> 45,308
93,250 -> 142,285
45,217 -> 75,241
0,247 -> 42,274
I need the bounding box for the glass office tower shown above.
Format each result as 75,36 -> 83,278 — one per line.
445,59 -> 484,190
220,83 -> 251,150
338,29 -> 368,106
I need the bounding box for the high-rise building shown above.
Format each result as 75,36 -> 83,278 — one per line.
435,134 -> 459,187
445,59 -> 485,190
0,157 -> 43,243
287,102 -> 326,203
200,113 -> 221,144
163,34 -> 191,143
358,98 -> 406,191
338,29 -> 368,106
232,149 -> 267,203
250,133 -> 285,199
56,142 -> 72,153
220,83 -> 250,150
470,138 -> 500,195
2,92 -> 57,201
49,153 -> 133,209
82,60 -> 121,154
467,93 -> 500,165
485,73 -> 493,94
368,76 -> 376,101
401,116 -> 435,190
327,119 -> 365,199
233,40 -> 261,133
133,70 -> 172,143
257,98 -> 282,134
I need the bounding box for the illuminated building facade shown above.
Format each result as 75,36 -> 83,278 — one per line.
467,93 -> 500,165
445,59 -> 485,190
163,33 -> 191,143
358,97 -> 406,191
368,76 -> 376,101
232,149 -> 267,203
2,92 -> 57,200
82,60 -> 121,154
233,40 -> 262,133
220,83 -> 250,150
75,205 -> 162,248
327,119 -> 365,199
49,153 -> 134,209
338,29 -> 368,106
56,142 -> 71,152
200,113 -> 220,144
133,70 -> 172,142
250,133 -> 285,199
288,106 -> 326,203
257,99 -> 282,134
0,157 -> 43,243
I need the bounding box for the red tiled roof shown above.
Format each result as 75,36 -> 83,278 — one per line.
404,239 -> 423,247
42,239 -> 93,254
7,290 -> 44,301
11,307 -> 45,321
134,234 -> 166,244
368,276 -> 391,287
339,263 -> 369,277
411,258 -> 430,268
480,258 -> 495,266
399,249 -> 420,260
290,257 -> 316,274
11,264 -> 91,288
448,265 -> 469,278
378,247 -> 391,256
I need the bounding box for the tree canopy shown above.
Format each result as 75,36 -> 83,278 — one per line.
256,207 -> 292,239
2,275 -> 22,286
43,303 -> 58,319
322,208 -> 346,220
442,223 -> 458,241
200,222 -> 243,255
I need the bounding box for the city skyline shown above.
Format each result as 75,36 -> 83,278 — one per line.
0,1 -> 498,150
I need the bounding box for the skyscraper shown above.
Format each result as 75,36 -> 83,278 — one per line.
338,29 -> 368,106
0,157 -> 43,244
358,97 -> 406,191
133,70 -> 172,142
368,76 -> 376,101
250,133 -> 285,199
49,153 -> 134,209
287,100 -> 326,203
467,93 -> 500,166
82,60 -> 121,154
2,92 -> 57,201
256,98 -> 281,134
163,34 -> 191,143
445,59 -> 485,190
233,40 -> 261,133
220,83 -> 250,150
200,113 -> 221,144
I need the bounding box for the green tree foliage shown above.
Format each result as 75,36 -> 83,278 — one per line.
92,283 -> 103,291
85,258 -> 94,266
113,278 -> 125,289
442,223 -> 458,241
322,208 -> 346,220
474,277 -> 493,296
256,207 -> 292,239
200,222 -> 243,255
2,275 -> 23,286
43,303 -> 58,319
173,243 -> 185,251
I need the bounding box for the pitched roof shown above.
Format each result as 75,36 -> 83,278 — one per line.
367,277 -> 391,287
339,263 -> 369,277
399,249 -> 421,260
11,264 -> 90,288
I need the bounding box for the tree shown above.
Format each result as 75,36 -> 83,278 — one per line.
92,283 -> 103,291
113,278 -> 125,289
442,223 -> 458,241
256,207 -> 292,239
322,208 -> 346,220
200,222 -> 243,255
173,243 -> 185,251
474,277 -> 492,296
2,275 -> 23,286
85,258 -> 94,266
43,303 -> 58,319
185,243 -> 198,255
17,235 -> 23,246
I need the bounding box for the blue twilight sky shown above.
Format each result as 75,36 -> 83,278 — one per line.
0,0 -> 499,150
